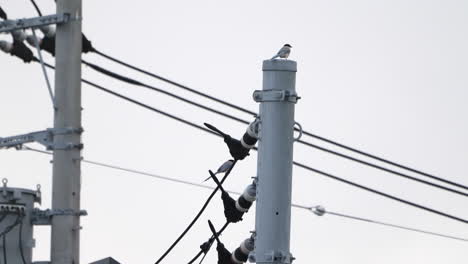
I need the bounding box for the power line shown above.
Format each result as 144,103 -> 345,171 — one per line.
80,59 -> 467,197
38,62 -> 468,224
29,0 -> 42,16
296,139 -> 468,197
154,160 -> 238,264
82,60 -> 250,125
22,146 -> 468,243
319,209 -> 468,242
293,162 -> 468,224
25,0 -> 467,193
93,50 -> 254,116
90,51 -> 467,191
37,59 -> 468,223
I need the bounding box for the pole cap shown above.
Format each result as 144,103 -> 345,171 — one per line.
263,60 -> 297,72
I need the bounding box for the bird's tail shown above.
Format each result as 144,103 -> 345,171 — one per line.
270,54 -> 279,60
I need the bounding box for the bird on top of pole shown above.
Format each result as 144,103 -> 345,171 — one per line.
271,44 -> 292,60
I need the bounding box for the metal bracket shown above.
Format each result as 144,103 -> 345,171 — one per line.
32,208 -> 87,226
250,250 -> 295,263
0,127 -> 83,150
253,90 -> 300,103
0,13 -> 73,33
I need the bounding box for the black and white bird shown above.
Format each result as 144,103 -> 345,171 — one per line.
271,44 -> 292,60
203,159 -> 234,182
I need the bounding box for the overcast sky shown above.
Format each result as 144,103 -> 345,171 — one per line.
1,0 -> 467,263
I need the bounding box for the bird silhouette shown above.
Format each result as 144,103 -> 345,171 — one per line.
203,159 -> 234,182
271,44 -> 292,60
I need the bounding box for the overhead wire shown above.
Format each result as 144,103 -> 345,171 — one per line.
26,0 -> 467,195
31,29 -> 55,108
82,60 -> 250,124
321,209 -> 468,242
22,146 -> 468,243
88,51 -> 467,191
154,160 -> 238,264
36,61 -> 468,224
29,0 -> 42,16
80,58 -> 468,197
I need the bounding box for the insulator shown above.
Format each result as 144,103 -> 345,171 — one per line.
240,120 -> 259,149
235,183 -> 256,213
40,25 -> 56,38
26,35 -> 42,47
0,41 -> 13,53
11,30 -> 26,42
231,237 -> 254,264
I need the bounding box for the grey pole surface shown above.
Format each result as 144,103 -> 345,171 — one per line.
51,1 -> 82,264
252,59 -> 298,263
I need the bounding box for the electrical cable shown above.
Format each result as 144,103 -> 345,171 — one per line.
91,51 -> 467,191
21,146 -> 468,243
31,29 -> 55,108
26,0 -> 466,191
41,58 -> 220,138
37,61 -> 468,224
93,50 -> 253,116
296,139 -> 468,197
30,0 -> 42,16
293,162 -> 468,224
81,78 -> 468,223
191,221 -> 230,264
19,217 -> 27,264
154,160 -> 238,264
320,209 -> 468,242
82,60 -> 249,125
0,213 -> 7,264
0,214 -> 21,238
80,59 -> 467,196
2,234 -> 6,264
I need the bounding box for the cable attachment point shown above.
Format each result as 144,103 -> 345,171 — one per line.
293,121 -> 302,142
311,205 -> 326,216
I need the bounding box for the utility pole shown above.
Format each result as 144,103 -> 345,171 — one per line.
51,0 -> 83,263
252,59 -> 298,264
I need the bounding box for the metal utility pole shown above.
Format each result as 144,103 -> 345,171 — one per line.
252,59 -> 298,264
51,0 -> 83,264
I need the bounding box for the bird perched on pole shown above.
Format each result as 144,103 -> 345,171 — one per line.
203,159 -> 234,182
271,44 -> 292,60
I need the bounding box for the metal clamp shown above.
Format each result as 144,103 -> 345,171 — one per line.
0,13 -> 72,33
250,250 -> 295,263
32,208 -> 87,226
253,90 -> 300,103
47,143 -> 84,151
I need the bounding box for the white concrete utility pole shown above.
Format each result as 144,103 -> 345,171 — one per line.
252,59 -> 298,264
51,1 -> 83,264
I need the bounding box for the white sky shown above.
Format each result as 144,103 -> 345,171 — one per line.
1,0 -> 467,263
